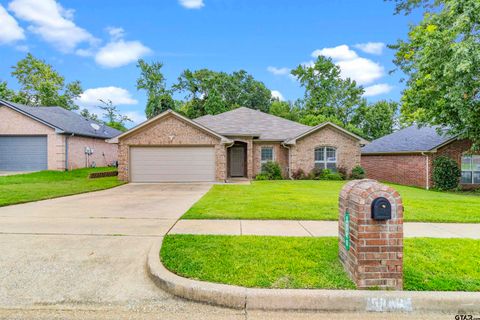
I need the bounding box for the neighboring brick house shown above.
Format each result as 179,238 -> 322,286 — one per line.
0,99 -> 120,171
110,107 -> 366,182
361,125 -> 479,189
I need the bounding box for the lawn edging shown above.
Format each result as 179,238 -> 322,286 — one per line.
147,239 -> 480,313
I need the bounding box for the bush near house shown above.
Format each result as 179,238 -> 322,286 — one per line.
350,165 -> 366,179
433,156 -> 461,190
257,161 -> 283,180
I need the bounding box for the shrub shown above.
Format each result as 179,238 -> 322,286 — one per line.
324,172 -> 344,180
308,168 -> 344,181
291,168 -> 306,180
255,173 -> 270,181
350,165 -> 366,179
260,161 -> 283,180
337,167 -> 348,180
432,156 -> 461,190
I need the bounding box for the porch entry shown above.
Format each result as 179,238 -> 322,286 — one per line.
228,142 -> 247,177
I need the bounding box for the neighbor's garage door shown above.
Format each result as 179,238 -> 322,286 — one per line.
0,135 -> 48,171
130,146 -> 215,182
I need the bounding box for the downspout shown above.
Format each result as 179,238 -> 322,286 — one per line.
65,133 -> 74,171
282,142 -> 293,180
421,152 -> 430,190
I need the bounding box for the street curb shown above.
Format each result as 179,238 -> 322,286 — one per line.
147,239 -> 480,313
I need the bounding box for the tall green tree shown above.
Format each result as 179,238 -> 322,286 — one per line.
352,100 -> 399,140
97,99 -> 132,132
389,0 -> 480,148
136,59 -> 175,119
269,100 -> 300,121
291,56 -> 365,126
10,53 -> 82,110
174,69 -> 272,118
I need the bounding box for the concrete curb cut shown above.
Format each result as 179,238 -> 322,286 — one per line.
147,239 -> 480,313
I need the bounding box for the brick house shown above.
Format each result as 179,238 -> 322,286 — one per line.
0,99 -> 120,172
361,125 -> 479,189
110,107 -> 367,182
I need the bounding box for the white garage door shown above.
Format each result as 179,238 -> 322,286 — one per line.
130,147 -> 216,182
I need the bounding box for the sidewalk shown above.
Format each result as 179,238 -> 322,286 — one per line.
169,220 -> 480,239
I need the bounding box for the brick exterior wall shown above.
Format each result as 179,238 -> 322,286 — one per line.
117,114 -> 226,181
67,135 -> 118,170
339,179 -> 403,290
252,142 -> 289,178
361,154 -> 429,188
362,139 -> 480,189
290,126 -> 361,177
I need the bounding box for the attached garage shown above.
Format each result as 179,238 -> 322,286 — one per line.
130,146 -> 216,182
113,110 -> 231,182
0,135 -> 48,171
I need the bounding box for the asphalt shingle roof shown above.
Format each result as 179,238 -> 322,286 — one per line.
1,100 -> 122,139
194,107 -> 311,140
361,125 -> 455,154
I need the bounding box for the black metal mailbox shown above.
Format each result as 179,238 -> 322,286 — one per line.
371,197 -> 392,220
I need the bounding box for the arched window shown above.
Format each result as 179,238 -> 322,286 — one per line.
314,147 -> 337,171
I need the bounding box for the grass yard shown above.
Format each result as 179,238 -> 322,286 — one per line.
0,167 -> 124,207
183,180 -> 480,223
161,235 -> 480,291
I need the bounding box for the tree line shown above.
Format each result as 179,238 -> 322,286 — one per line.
1,0 -> 476,145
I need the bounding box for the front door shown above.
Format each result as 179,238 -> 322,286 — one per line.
230,146 -> 245,177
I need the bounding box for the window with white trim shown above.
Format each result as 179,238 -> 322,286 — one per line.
461,155 -> 480,184
314,147 -> 337,171
261,147 -> 274,164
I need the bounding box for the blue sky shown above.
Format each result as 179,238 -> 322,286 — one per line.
0,0 -> 421,125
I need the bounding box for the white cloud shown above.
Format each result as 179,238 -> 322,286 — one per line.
8,0 -> 97,52
336,58 -> 384,85
76,86 -> 138,107
178,0 -> 205,9
124,111 -> 147,125
271,90 -> 285,101
311,45 -> 384,85
354,42 -> 385,55
94,27 -> 151,68
312,45 -> 358,61
363,83 -> 393,97
95,40 -> 151,68
267,66 -> 290,76
0,4 -> 25,44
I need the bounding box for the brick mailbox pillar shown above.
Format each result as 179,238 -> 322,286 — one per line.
338,179 -> 404,290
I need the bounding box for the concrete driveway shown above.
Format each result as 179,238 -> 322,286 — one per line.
0,183 -> 247,319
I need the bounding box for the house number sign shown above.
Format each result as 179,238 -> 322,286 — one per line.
345,211 -> 350,251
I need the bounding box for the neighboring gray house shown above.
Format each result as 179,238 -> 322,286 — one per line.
0,99 -> 121,172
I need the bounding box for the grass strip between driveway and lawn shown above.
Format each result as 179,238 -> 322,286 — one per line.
182,180 -> 480,223
0,167 -> 125,207
161,235 -> 480,292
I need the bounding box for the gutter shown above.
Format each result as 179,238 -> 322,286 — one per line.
65,133 -> 74,171
281,141 -> 293,180
421,152 -> 430,190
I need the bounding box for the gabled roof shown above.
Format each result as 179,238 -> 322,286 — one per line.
0,99 -> 122,139
109,109 -> 232,143
194,107 -> 310,141
284,121 -> 368,145
361,125 -> 457,154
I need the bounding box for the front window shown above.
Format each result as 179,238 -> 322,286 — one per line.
461,155 -> 480,184
261,147 -> 274,164
315,147 -> 337,171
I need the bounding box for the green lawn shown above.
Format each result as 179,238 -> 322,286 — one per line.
183,180 -> 480,223
161,235 -> 480,291
0,167 -> 124,207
